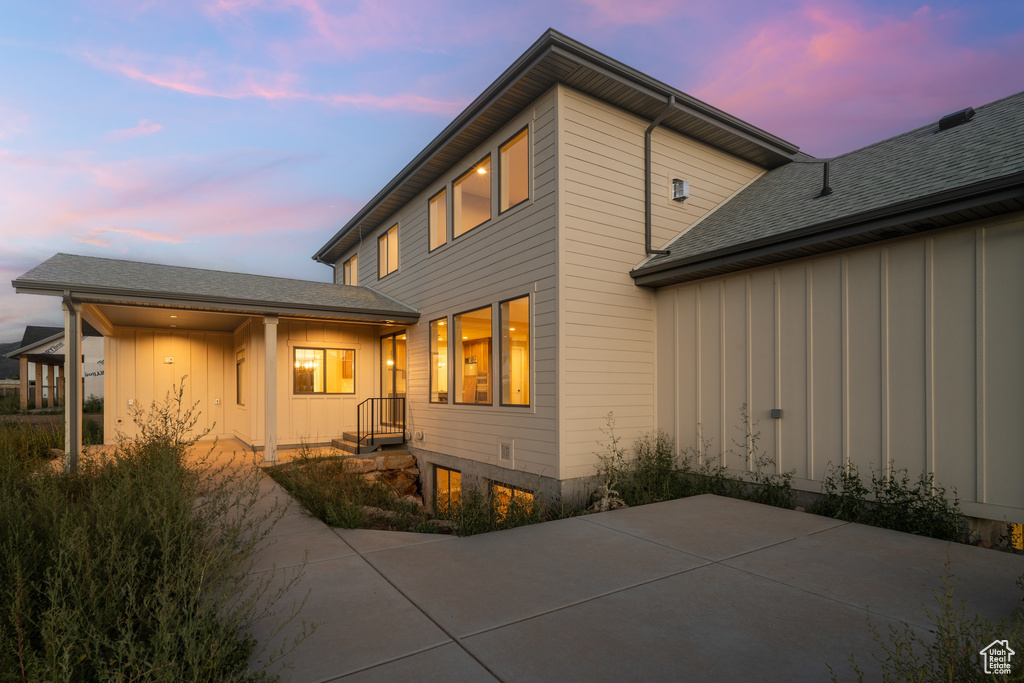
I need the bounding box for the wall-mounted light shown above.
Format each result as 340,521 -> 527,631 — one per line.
672,179 -> 690,203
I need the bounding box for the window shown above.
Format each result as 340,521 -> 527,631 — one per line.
491,481 -> 534,520
343,254 -> 358,285
293,348 -> 355,394
500,128 -> 529,212
378,225 -> 398,278
235,348 -> 246,406
435,465 -> 461,512
500,296 -> 530,405
429,189 -> 447,251
454,306 -> 492,404
453,156 -> 491,237
430,317 -> 448,403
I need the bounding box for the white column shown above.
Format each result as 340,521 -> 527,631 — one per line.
263,315 -> 278,463
63,296 -> 83,473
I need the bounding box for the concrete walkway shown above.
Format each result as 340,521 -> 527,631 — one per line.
244,456 -> 1023,682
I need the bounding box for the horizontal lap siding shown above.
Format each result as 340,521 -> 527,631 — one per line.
656,213 -> 1024,521
559,86 -> 764,480
350,88 -> 560,478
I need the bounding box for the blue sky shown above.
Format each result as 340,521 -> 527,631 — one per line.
2,0 -> 1022,340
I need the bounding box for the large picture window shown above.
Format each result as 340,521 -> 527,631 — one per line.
454,306 -> 492,404
500,296 -> 530,405
453,156 -> 491,238
294,348 -> 355,394
499,128 -> 529,212
430,318 -> 448,403
343,254 -> 357,285
429,189 -> 447,251
378,225 -> 398,278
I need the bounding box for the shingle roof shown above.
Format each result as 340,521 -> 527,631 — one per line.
633,91 -> 1024,286
13,254 -> 418,322
19,326 -> 63,348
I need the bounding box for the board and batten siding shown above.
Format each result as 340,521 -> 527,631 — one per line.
338,88 -> 560,479
558,85 -> 764,480
104,329 -> 233,442
655,213 -> 1024,522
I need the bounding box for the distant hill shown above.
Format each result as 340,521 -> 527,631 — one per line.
0,341 -> 19,379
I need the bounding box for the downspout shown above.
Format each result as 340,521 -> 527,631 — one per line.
645,95 -> 675,256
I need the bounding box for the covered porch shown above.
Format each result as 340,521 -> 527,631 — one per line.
12,254 -> 418,471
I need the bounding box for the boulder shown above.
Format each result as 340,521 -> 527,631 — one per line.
361,471 -> 382,485
343,458 -> 377,473
375,453 -> 415,471
47,448 -> 64,460
380,468 -> 418,497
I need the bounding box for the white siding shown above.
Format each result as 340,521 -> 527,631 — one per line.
339,88 -> 560,478
559,86 -> 765,479
656,213 -> 1024,522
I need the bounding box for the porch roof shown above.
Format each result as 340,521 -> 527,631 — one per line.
13,254 -> 419,325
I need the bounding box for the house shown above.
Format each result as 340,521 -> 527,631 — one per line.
11,30 -> 1024,525
4,324 -> 104,410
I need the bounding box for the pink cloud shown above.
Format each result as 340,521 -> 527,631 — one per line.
73,226 -> 183,246
692,4 -> 1024,156
108,119 -> 164,141
84,50 -> 464,115
578,0 -> 677,26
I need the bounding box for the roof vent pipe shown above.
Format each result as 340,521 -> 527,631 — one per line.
818,160 -> 833,197
645,95 -> 675,256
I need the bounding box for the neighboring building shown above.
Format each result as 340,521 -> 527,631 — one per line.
4,325 -> 104,409
11,30 -> 1024,524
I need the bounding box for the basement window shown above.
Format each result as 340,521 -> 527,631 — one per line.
491,481 -> 534,520
435,465 -> 461,512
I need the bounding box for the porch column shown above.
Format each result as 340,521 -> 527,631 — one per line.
263,315 -> 278,463
63,295 -> 83,473
34,362 -> 44,409
46,365 -> 55,408
58,364 -> 65,406
19,356 -> 28,411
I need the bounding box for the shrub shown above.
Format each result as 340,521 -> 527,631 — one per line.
0,385 -> 300,681
82,394 -> 103,413
677,428 -> 743,499
595,414 -> 681,507
730,405 -> 795,509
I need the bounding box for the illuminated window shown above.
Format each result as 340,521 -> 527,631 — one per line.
378,225 -> 398,278
343,254 -> 358,285
429,188 -> 447,251
294,348 -> 355,394
492,481 -> 534,520
453,156 -> 491,237
235,348 -> 246,406
454,306 -> 492,405
500,296 -> 530,406
430,317 -> 448,403
500,128 -> 529,212
435,465 -> 461,512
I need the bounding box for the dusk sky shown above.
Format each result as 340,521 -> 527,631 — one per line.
2,0 -> 1022,341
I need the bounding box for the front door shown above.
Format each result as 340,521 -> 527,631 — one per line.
380,332 -> 406,425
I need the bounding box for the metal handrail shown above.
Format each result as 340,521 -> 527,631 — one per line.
357,397 -> 405,448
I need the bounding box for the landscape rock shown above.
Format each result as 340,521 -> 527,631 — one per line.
47,448 -> 64,460
361,471 -> 382,485
587,485 -> 628,513
399,495 -> 423,508
375,454 -> 415,471
380,469 -> 418,497
343,458 -> 377,473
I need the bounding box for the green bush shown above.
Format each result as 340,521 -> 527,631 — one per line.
809,463 -> 970,543
595,414 -> 683,506
83,394 -> 103,413
437,485 -> 546,537
0,393 -> 20,415
0,385 -> 298,681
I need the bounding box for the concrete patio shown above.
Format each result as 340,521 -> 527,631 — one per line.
242,448 -> 1023,682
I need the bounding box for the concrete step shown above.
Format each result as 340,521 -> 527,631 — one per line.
331,434 -> 406,455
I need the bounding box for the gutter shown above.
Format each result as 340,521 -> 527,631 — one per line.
631,171 -> 1024,287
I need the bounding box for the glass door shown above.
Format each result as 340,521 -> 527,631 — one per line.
380,332 -> 407,425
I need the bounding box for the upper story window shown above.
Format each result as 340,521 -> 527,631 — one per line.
500,128 -> 529,212
453,156 -> 491,238
378,225 -> 398,278
343,254 -> 358,285
429,189 -> 447,251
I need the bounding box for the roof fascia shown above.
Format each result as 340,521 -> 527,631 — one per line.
632,172 -> 1024,287
12,284 -> 419,324
5,332 -> 65,359
313,29 -> 800,265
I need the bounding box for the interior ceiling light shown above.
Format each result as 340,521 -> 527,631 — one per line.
170,315 -> 178,318
477,167 -> 487,175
